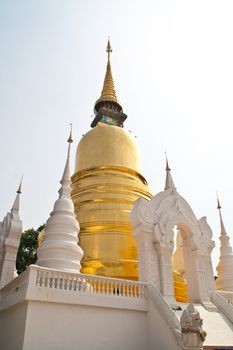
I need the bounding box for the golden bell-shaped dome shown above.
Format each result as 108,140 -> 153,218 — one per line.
72,123 -> 152,280
75,123 -> 141,172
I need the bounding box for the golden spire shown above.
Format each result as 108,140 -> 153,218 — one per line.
94,39 -> 122,112
107,38 -> 112,64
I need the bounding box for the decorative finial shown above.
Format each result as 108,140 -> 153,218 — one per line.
107,37 -> 112,64
11,177 -> 23,213
164,152 -> 176,191
216,192 -> 221,210
67,123 -> 73,143
216,192 -> 227,236
17,177 -> 23,194
165,152 -> 171,172
93,38 -> 123,118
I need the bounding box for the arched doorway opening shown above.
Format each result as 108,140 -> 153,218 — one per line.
172,223 -> 201,303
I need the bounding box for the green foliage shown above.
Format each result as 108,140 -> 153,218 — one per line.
16,225 -> 44,275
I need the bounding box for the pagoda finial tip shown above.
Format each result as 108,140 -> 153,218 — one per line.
67,123 -> 73,143
217,192 -> 222,210
165,152 -> 171,172
17,176 -> 23,194
106,38 -> 112,63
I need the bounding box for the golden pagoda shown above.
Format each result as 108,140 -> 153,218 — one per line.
71,40 -> 188,301
71,40 -> 152,280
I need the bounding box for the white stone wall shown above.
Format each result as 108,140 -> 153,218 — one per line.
0,301 -> 28,350
23,301 -> 148,350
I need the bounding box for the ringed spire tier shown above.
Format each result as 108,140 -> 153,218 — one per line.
91,39 -> 127,128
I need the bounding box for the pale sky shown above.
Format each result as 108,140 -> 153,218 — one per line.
1,0 -> 233,272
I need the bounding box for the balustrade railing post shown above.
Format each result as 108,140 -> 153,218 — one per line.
42,272 -> 46,287
36,271 -> 40,286
106,281 -> 109,295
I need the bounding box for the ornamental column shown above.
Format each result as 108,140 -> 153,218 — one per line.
133,223 -> 161,289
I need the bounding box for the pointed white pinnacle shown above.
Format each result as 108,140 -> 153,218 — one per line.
164,154 -> 176,191
11,179 -> 22,215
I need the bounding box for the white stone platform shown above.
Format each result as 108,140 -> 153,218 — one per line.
0,265 -> 232,350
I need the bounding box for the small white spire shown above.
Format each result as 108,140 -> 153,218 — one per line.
217,195 -> 227,235
37,126 -> 83,272
216,195 -> 233,292
11,178 -> 23,215
164,153 -> 176,191
58,124 -> 73,198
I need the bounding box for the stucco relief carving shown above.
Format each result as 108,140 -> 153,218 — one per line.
181,303 -> 206,349
198,217 -> 215,255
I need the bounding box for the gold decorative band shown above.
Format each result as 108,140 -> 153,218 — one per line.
72,171 -> 138,182
76,198 -> 135,207
72,183 -> 152,201
72,165 -> 148,185
80,223 -> 132,234
75,208 -> 132,213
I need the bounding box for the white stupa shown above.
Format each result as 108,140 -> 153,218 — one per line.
36,128 -> 83,272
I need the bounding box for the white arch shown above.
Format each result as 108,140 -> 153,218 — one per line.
131,188 -> 215,304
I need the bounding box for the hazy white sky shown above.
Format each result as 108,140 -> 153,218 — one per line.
1,0 -> 233,271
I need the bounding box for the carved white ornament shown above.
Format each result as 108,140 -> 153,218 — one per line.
180,303 -> 206,349
0,191 -> 22,289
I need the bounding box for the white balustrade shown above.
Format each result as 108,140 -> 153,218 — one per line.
216,290 -> 233,306
211,290 -> 233,323
36,267 -> 147,298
